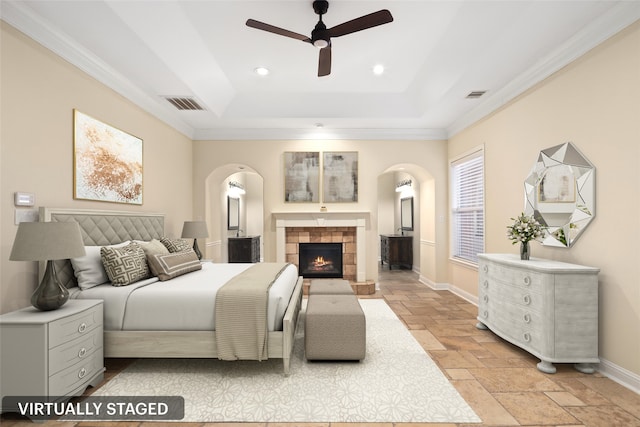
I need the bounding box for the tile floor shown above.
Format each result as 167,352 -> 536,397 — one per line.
2,267 -> 639,427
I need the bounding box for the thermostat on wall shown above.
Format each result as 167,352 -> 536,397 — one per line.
14,192 -> 35,207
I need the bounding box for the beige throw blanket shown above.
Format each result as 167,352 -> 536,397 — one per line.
215,262 -> 290,361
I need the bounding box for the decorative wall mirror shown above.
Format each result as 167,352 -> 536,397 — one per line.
227,196 -> 239,231
401,197 -> 414,231
524,142 -> 595,247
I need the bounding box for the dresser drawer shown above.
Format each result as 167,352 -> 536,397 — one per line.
49,350 -> 103,396
488,283 -> 544,313
481,262 -> 549,292
478,291 -> 544,330
49,327 -> 103,375
490,311 -> 546,353
49,304 -> 103,348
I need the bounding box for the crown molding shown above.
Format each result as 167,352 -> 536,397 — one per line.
192,127 -> 448,141
1,1 -> 196,139
446,2 -> 640,139
3,1 -> 637,143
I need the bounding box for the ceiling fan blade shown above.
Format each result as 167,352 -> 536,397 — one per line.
318,46 -> 331,77
246,19 -> 311,43
328,9 -> 393,38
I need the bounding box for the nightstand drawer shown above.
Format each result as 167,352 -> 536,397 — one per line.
49,304 -> 103,348
49,350 -> 103,396
49,327 -> 103,375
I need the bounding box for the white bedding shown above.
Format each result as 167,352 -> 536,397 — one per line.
70,262 -> 298,332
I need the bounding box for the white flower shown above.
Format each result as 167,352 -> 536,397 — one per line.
507,213 -> 545,244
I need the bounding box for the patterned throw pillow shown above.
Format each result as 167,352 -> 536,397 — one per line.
70,241 -> 130,290
101,242 -> 150,286
136,239 -> 170,258
160,237 -> 192,253
148,250 -> 202,281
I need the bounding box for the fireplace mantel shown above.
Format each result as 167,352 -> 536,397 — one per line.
273,211 -> 370,282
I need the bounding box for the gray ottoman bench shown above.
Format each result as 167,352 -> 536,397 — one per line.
309,279 -> 354,295
305,294 -> 366,361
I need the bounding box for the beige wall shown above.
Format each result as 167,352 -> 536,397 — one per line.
192,140 -> 449,283
1,23 -> 194,313
2,15 -> 638,380
448,22 -> 640,375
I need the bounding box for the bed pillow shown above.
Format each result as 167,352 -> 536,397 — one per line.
148,250 -> 202,281
70,241 -> 130,290
136,239 -> 170,258
101,242 -> 150,286
160,237 -> 192,253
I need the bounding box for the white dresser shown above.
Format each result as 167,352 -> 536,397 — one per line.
0,299 -> 104,413
477,253 -> 599,374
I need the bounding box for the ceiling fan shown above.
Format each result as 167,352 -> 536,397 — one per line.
246,0 -> 393,77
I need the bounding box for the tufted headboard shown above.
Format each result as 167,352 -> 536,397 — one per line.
39,207 -> 165,288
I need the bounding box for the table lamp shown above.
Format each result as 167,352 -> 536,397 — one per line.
10,221 -> 86,311
181,221 -> 209,260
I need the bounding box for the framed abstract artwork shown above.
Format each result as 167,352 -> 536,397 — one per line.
323,151 -> 358,202
73,110 -> 143,205
284,152 -> 320,202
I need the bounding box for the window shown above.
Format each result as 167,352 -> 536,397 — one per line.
450,148 -> 484,264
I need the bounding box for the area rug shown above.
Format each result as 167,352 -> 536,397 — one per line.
92,299 -> 480,423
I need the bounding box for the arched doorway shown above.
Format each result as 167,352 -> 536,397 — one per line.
377,164 -> 440,287
204,164 -> 264,262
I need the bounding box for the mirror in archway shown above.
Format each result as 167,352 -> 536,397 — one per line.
524,142 -> 595,247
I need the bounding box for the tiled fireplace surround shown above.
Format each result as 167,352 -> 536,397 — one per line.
274,212 -> 374,294
286,227 -> 357,280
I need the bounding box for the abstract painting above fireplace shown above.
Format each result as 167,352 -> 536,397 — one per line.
299,243 -> 343,279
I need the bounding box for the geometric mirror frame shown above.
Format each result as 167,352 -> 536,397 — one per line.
524,142 -> 595,247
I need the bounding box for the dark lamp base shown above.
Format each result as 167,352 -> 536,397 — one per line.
193,239 -> 203,260
31,260 -> 69,311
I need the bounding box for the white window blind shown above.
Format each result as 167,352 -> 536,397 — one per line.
451,149 -> 484,264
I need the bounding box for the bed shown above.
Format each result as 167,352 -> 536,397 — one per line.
39,207 -> 304,374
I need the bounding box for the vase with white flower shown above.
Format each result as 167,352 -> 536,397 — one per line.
506,213 -> 544,260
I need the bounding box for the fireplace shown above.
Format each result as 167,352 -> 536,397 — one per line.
299,243 -> 343,279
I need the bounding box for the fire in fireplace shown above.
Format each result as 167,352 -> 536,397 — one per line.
298,243 -> 343,278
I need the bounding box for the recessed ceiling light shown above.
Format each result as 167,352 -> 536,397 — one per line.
254,67 -> 270,76
372,64 -> 385,75
315,123 -> 324,128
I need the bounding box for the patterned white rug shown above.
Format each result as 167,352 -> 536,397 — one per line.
93,299 -> 480,423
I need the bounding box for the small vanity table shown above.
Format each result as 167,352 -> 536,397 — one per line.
228,235 -> 261,263
380,234 -> 413,269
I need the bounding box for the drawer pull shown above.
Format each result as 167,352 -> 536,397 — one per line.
483,295 -> 489,303
523,314 -> 531,324
523,333 -> 531,342
523,276 -> 531,286
483,265 -> 488,273
482,280 -> 489,289
482,310 -> 488,319
78,347 -> 87,358
78,323 -> 87,333
523,295 -> 531,305
78,368 -> 87,379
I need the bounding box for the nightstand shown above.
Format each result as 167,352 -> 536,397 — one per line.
0,299 -> 105,414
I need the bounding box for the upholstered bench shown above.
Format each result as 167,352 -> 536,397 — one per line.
309,279 -> 354,295
305,294 -> 366,361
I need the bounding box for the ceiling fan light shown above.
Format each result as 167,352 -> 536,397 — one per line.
313,39 -> 329,48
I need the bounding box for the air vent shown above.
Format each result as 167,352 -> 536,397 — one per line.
466,91 -> 487,99
163,96 -> 205,111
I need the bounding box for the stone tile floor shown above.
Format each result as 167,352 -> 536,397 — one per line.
2,267 -> 639,427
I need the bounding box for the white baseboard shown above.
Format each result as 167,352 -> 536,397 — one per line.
418,275 -> 449,290
415,277 -> 640,395
598,358 -> 640,394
